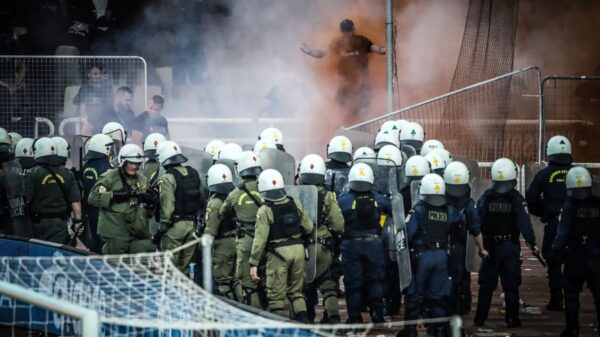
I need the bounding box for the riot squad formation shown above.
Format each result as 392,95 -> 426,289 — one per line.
0,119 -> 598,337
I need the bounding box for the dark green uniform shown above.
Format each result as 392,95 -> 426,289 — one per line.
249,196 -> 314,318
88,168 -> 155,254
205,194 -> 237,299
305,186 -> 344,322
158,165 -> 202,272
24,165 -> 81,244
220,178 -> 265,309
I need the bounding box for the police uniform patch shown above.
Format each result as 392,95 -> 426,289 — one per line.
98,185 -> 107,193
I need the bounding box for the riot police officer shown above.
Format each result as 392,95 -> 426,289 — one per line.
375,130 -> 400,151
420,139 -> 444,157
51,136 -> 70,166
259,127 -> 285,152
444,161 -> 487,315
401,155 -> 431,215
399,122 -> 425,154
220,151 -> 265,309
337,163 -> 391,323
249,169 -> 314,322
204,163 -> 237,299
81,134 -> 114,253
403,174 -> 456,337
551,167 -> 600,337
299,154 -> 344,324
88,144 -> 155,254
204,139 -> 225,162
25,137 -> 83,244
15,138 -> 36,170
143,133 -> 167,185
326,135 -> 353,170
474,158 -> 538,328
155,141 -> 204,273
526,135 -> 574,311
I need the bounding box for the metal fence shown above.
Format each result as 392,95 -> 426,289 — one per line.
347,66 -> 543,165
0,56 -> 147,137
542,76 -> 600,166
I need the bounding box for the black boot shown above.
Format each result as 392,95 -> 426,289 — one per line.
295,311 -> 309,324
547,289 -> 564,311
559,327 -> 579,337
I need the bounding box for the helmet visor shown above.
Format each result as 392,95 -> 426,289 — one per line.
492,180 -> 517,194
348,181 -> 372,192
567,187 -> 592,200
209,182 -> 235,195
239,166 -> 262,178
300,173 -> 325,185
419,194 -> 447,207
260,189 -> 286,201
329,152 -> 352,164
446,184 -> 471,198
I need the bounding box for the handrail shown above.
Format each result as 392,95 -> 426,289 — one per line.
345,66 -> 541,130
0,280 -> 100,337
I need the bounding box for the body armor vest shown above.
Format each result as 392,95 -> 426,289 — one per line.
214,194 -> 236,238
168,166 -> 203,217
346,192 -> 378,231
267,197 -> 301,242
483,191 -> 518,239
421,204 -> 450,249
570,197 -> 600,248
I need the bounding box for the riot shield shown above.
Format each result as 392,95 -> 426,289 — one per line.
335,128 -> 374,149
2,160 -> 32,237
324,167 -> 350,196
71,135 -> 91,175
284,185 -> 318,283
372,164 -> 392,195
182,146 -> 214,190
410,180 -> 421,208
384,167 -> 404,261
389,167 -> 405,195
259,148 -> 296,185
393,191 -> 411,291
524,161 -> 546,249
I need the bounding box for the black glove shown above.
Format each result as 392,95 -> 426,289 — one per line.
152,230 -> 165,249
138,191 -> 159,205
112,190 -> 131,202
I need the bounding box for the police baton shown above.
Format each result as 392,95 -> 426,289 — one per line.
529,244 -> 547,267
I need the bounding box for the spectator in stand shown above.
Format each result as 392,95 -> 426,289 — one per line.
73,63 -> 113,116
132,95 -> 169,144
81,86 -> 136,137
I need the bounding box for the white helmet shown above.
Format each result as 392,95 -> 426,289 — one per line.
157,140 -> 187,167
396,119 -> 410,133
0,127 -> 11,146
405,155 -> 431,178
258,168 -> 286,200
85,134 -> 114,160
348,163 -> 374,192
491,158 -> 517,193
425,151 -> 446,176
299,154 -> 326,185
207,163 -> 235,195
546,135 -> 572,164
259,127 -> 284,150
400,122 -> 425,152
218,143 -> 243,162
565,166 -> 592,200
143,133 -> 167,158
205,140 -> 226,160
443,161 -> 470,197
253,139 -> 277,153
118,144 -> 145,166
375,130 -> 400,150
51,136 -> 70,162
380,120 -> 402,135
377,144 -> 403,167
420,139 -> 444,156
432,148 -> 453,165
102,122 -> 126,144
237,151 -> 262,177
353,146 -> 377,165
327,135 -> 353,163
0,128 -> 13,162
9,132 -> 22,152
33,137 -> 61,165
15,138 -> 36,169
419,173 -> 446,207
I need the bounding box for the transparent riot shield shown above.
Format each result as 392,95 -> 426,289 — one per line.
410,180 -> 421,208
393,190 -> 412,291
284,185 -> 318,283
182,146 -> 214,191
2,160 -> 32,237
71,135 -> 91,176
389,167 -> 405,195
324,167 -> 350,196
401,144 -> 417,158
259,148 -> 296,185
372,164 -> 392,195
335,128 -> 374,149
384,167 -> 404,262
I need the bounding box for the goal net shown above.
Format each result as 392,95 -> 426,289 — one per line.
0,248 -> 462,337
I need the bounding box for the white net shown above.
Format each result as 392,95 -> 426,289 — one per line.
0,56 -> 147,138
0,245 -> 461,337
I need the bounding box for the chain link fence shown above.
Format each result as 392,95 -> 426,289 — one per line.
0,56 -> 147,137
